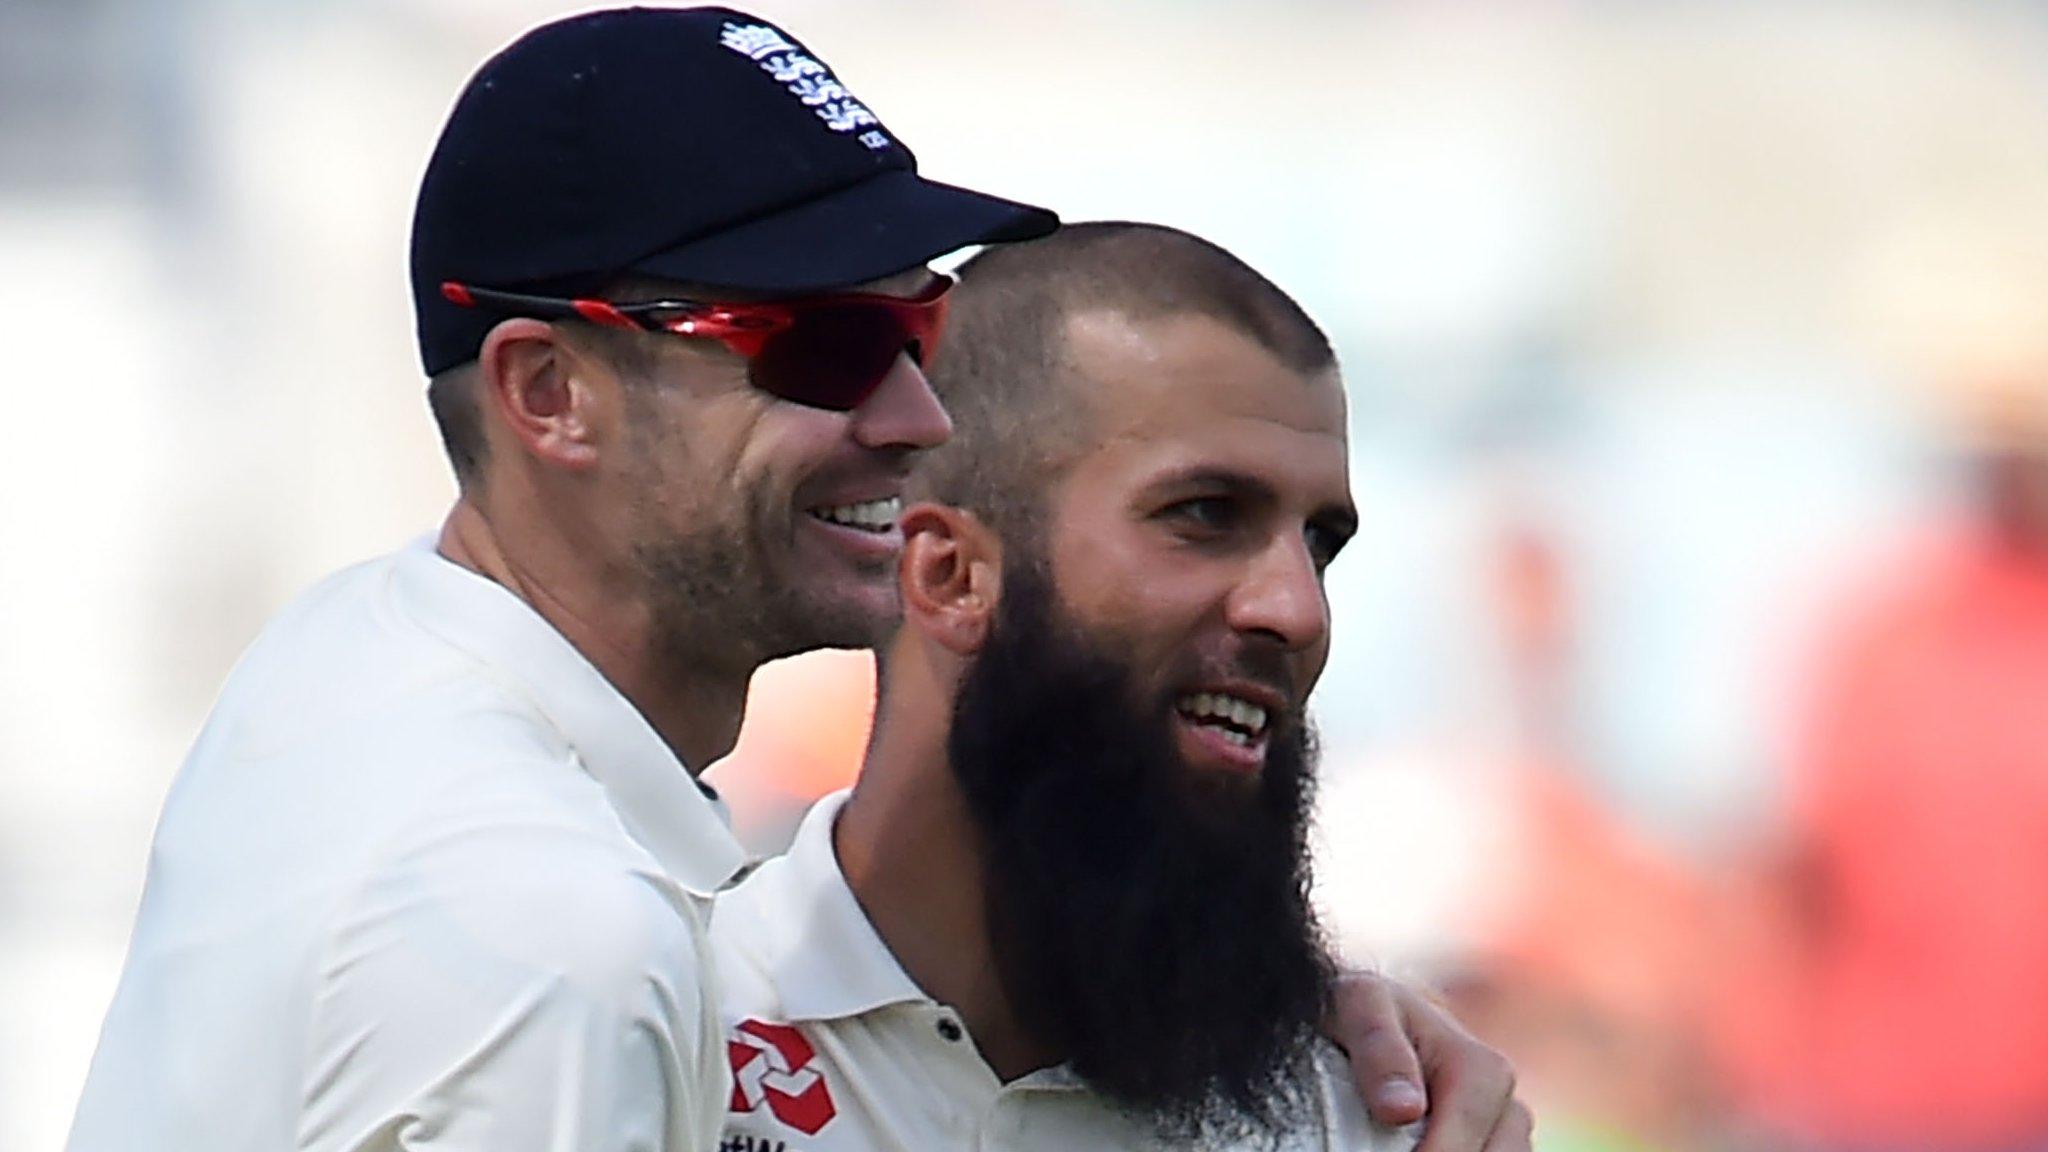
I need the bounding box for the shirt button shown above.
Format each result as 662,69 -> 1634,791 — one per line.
936,1017 -> 964,1042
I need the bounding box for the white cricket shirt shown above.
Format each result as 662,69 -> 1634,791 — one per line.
710,792 -> 1417,1152
68,536 -> 748,1152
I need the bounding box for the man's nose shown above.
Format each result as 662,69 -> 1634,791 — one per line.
1223,534 -> 1330,655
849,352 -> 952,452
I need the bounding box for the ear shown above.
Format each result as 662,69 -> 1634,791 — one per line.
897,501 -> 1003,656
476,318 -> 605,471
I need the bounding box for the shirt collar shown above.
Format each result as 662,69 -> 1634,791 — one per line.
726,790 -> 932,1022
390,535 -> 745,896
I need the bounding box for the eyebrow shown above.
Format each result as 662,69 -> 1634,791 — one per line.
1149,465 -> 1359,540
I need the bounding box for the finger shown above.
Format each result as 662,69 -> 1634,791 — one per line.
1478,1099 -> 1535,1152
1326,972 -> 1429,1124
1411,1029 -> 1516,1152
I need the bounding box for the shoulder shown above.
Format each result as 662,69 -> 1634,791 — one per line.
298,829 -> 723,1152
333,799 -> 709,1011
299,820 -> 719,1130
194,550 -> 507,774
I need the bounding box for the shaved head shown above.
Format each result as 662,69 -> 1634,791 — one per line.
919,221 -> 1335,537
921,222 -> 1347,1143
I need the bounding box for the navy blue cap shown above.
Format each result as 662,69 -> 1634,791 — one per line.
410,6 -> 1058,375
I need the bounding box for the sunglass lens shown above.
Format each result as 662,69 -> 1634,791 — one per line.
749,303 -> 928,411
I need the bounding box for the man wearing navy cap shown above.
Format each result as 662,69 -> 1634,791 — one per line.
67,10 -> 1517,1152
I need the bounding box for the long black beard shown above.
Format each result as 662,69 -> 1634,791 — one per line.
947,562 -> 1336,1147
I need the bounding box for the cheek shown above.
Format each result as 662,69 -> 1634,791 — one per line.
1300,632 -> 1332,689
650,401 -> 809,531
728,405 -> 844,488
1050,529 -> 1215,657
634,426 -> 741,525
616,408 -> 762,542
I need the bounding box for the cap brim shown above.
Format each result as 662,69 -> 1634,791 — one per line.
628,169 -> 1058,293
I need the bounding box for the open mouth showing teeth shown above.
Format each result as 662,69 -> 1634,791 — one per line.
1176,691 -> 1271,748
810,497 -> 901,534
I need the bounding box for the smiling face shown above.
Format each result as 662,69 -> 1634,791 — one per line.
936,303 -> 1352,1143
596,271 -> 953,669
1037,307 -> 1356,781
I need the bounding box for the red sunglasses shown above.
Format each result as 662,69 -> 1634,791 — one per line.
440,275 -> 952,412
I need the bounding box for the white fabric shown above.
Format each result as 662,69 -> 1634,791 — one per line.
710,791 -> 1418,1152
68,536 -> 747,1152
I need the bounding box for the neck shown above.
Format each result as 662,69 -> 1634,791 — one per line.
833,682 -> 1059,1081
436,497 -> 751,769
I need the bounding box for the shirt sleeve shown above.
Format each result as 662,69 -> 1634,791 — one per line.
294,822 -> 724,1152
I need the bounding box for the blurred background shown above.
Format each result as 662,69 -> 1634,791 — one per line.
8,1 -> 2048,1149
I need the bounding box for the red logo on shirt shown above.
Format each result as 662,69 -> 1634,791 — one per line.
727,1018 -> 836,1135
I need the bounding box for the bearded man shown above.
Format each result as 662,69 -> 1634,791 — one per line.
713,223 -> 1532,1152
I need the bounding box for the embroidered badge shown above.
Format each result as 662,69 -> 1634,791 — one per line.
727,1018 -> 837,1135
720,23 -> 892,151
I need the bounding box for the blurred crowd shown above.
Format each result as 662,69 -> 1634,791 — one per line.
1440,399 -> 2048,1152
8,2 -> 2048,1150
